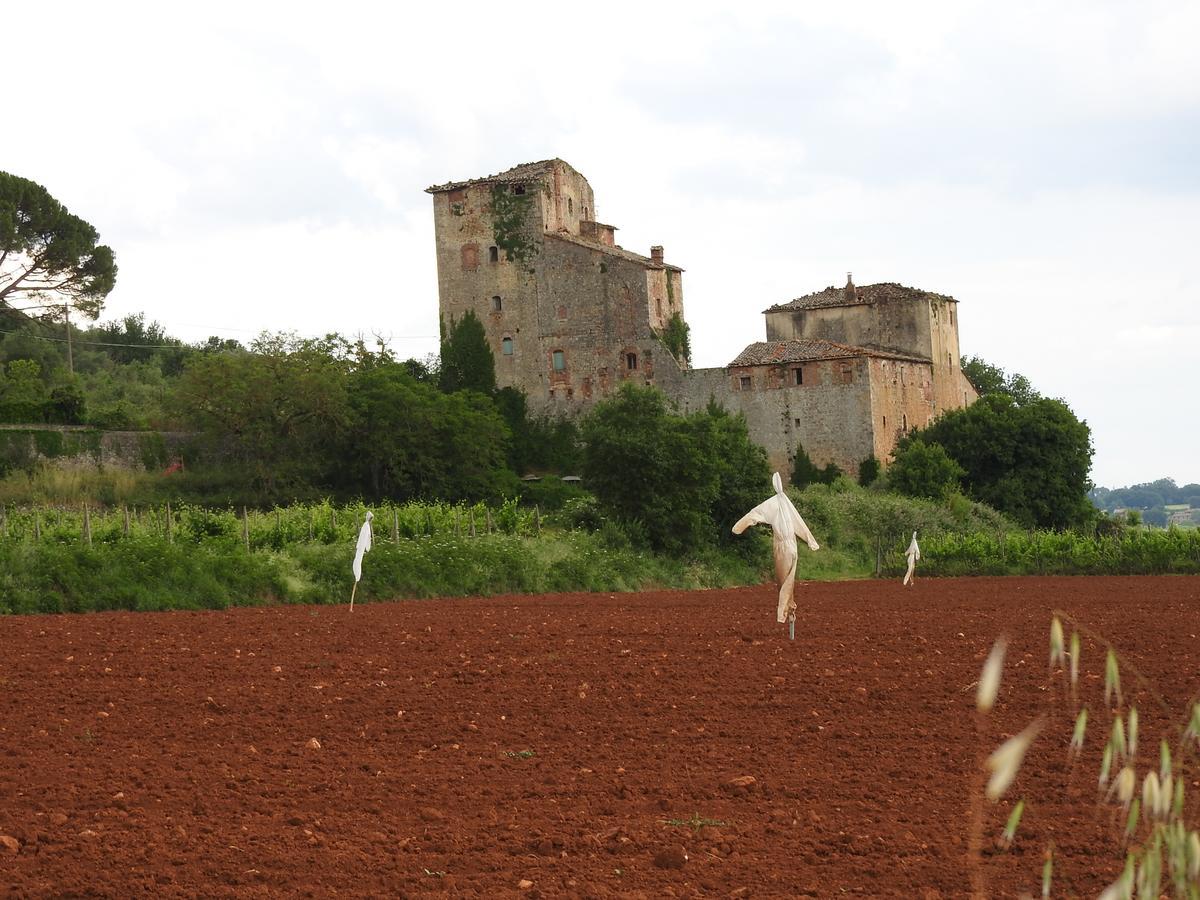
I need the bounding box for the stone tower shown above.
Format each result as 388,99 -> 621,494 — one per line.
426,159 -> 687,411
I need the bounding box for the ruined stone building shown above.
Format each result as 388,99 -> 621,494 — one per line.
427,159 -> 977,479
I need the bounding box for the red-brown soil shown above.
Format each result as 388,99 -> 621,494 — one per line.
2,576 -> 1200,898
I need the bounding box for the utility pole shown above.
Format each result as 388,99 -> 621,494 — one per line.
63,304 -> 73,375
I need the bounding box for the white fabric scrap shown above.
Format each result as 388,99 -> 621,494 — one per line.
903,531 -> 920,586
352,511 -> 374,583
732,472 -> 820,623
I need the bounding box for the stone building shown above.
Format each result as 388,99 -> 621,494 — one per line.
426,159 -> 977,479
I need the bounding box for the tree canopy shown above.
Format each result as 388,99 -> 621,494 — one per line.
439,310 -> 496,395
581,384 -> 769,553
0,172 -> 117,320
903,393 -> 1094,528
960,355 -> 1040,406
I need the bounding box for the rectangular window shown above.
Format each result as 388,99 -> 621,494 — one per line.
793,367 -> 803,386
568,197 -> 573,215
489,246 -> 499,263
492,295 -> 502,312
739,375 -> 751,390
626,352 -> 638,371
502,337 -> 513,356
553,350 -> 565,371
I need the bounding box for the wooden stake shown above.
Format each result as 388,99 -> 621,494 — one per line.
165,501 -> 173,543
392,508 -> 399,543
83,504 -> 92,547
788,615 -> 795,641
469,510 -> 476,538
34,509 -> 41,541
242,506 -> 250,551
123,505 -> 130,536
0,505 -> 7,539
454,510 -> 461,536
307,510 -> 313,542
534,505 -> 541,536
350,580 -> 358,612
486,509 -> 493,534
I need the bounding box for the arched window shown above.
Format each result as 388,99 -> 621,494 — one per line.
492,295 -> 502,312
501,337 -> 514,356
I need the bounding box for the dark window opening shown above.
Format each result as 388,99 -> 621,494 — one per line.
656,298 -> 663,317
902,414 -> 908,431
883,415 -> 887,428
794,418 -> 802,427
492,295 -> 502,312
739,375 -> 751,390
501,337 -> 513,356
568,198 -> 573,215
793,367 -> 803,385
489,246 -> 499,263
626,352 -> 638,371
513,184 -> 526,196
552,350 -> 565,371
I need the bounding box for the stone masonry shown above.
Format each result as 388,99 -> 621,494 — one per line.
426,160 -> 977,480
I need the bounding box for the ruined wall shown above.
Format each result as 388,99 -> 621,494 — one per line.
532,236 -> 683,412
430,179 -> 546,396
926,298 -> 965,414
676,359 -> 876,478
540,162 -> 596,236
0,426 -> 192,473
865,358 -> 939,462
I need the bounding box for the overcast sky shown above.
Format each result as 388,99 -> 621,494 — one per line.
5,0 -> 1196,488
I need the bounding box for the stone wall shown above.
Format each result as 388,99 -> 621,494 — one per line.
0,426 -> 191,473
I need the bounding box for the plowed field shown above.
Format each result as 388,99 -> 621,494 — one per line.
2,576 -> 1199,898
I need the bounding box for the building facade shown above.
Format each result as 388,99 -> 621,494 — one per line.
427,160 -> 977,479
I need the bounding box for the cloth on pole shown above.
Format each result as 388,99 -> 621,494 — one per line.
353,511 -> 374,583
903,531 -> 920,585
732,472 -> 820,623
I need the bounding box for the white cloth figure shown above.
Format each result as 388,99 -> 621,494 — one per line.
903,531 -> 920,586
732,472 -> 820,623
352,511 -> 374,584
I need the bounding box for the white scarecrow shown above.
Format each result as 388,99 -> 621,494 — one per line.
349,510 -> 374,611
903,530 -> 920,586
732,472 -> 820,639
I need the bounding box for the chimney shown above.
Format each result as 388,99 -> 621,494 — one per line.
650,245 -> 664,264
844,271 -> 857,301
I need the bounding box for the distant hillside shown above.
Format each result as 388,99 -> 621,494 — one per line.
1090,478 -> 1200,527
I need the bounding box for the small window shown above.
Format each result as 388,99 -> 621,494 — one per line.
739,375 -> 751,390
501,337 -> 513,356
489,246 -> 499,263
626,352 -> 638,371
883,415 -> 887,428
492,295 -> 502,312
950,309 -> 955,326
794,418 -> 802,427
902,414 -> 908,431
553,350 -> 565,371
568,198 -> 573,215
655,298 -> 663,317
513,184 -> 526,196
793,367 -> 803,386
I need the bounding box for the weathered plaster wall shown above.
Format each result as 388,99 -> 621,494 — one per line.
865,358 -> 938,462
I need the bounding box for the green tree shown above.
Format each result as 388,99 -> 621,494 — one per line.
909,394 -> 1094,528
858,454 -> 881,487
439,310 -> 496,394
0,172 -> 117,320
961,355 -> 1040,406
581,384 -> 769,553
343,363 -> 516,501
657,312 -> 692,367
887,437 -> 964,500
174,334 -> 351,492
791,443 -> 823,488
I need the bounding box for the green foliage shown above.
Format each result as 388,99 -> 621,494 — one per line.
489,183 -> 536,264
493,386 -> 581,474
581,384 -> 770,554
791,442 -> 841,489
343,362 -> 516,502
857,455 -> 881,487
439,310 -> 496,395
174,334 -> 352,493
656,312 -> 692,367
888,437 -> 964,500
961,355 -> 1040,406
910,394 -> 1095,529
0,171 -> 117,320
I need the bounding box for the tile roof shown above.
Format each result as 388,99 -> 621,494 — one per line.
426,159 -> 564,194
727,339 -> 929,367
763,282 -> 956,313
547,232 -> 684,272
